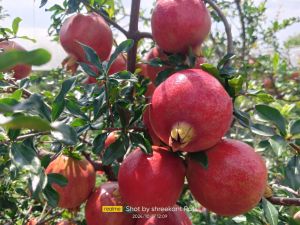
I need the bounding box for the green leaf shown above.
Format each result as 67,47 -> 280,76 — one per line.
189,151 -> 208,169
7,129 -> 21,140
255,104 -> 286,136
10,142 -> 40,172
130,132 -> 152,154
234,109 -> 250,127
250,123 -> 276,137
29,168 -> 47,198
262,198 -> 278,225
93,91 -> 106,120
66,99 -> 88,119
291,120 -> 300,136
51,122 -> 77,145
228,75 -> 243,94
116,103 -> 130,128
0,103 -> 13,113
78,42 -> 103,71
273,52 -> 279,74
102,138 -> 126,165
12,17 -> 22,35
154,68 -> 174,86
269,135 -> 286,156
92,133 -> 108,154
43,184 -> 59,207
217,53 -> 236,69
10,89 -> 23,100
107,39 -> 134,71
0,48 -> 51,71
40,0 -> 48,8
52,76 -> 77,120
0,115 -> 51,131
79,62 -> 98,77
47,173 -> 68,187
283,155 -> 300,190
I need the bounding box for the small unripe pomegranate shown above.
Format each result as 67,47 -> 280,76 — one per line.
45,154 -> 96,209
150,69 -> 233,152
187,139 -> 267,216
118,147 -> 185,212
60,13 -> 112,63
85,182 -> 135,225
0,41 -> 32,79
142,106 -> 161,146
151,0 -> 211,53
104,131 -> 120,148
263,77 -> 273,90
136,205 -> 192,225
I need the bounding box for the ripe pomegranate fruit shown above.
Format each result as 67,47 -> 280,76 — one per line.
45,154 -> 96,209
118,146 -> 185,212
56,221 -> 76,225
104,131 -> 120,148
60,13 -> 112,63
142,106 -> 161,146
144,46 -> 168,83
85,182 -> 135,225
151,0 -> 211,53
136,205 -> 192,225
187,139 -> 267,216
84,53 -> 127,84
149,69 -> 233,152
0,40 -> 32,79
26,218 -> 37,225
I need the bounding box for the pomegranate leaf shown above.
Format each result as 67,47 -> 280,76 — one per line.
43,184 -> 59,208
102,138 -> 126,165
47,173 -> 68,187
93,133 -> 108,154
189,151 -> 208,169
262,198 -> 278,225
0,115 -> 51,131
39,0 -> 48,8
290,120 -> 300,136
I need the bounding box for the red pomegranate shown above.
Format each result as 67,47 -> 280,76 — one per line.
0,41 -> 32,79
56,221 -> 76,225
194,56 -> 206,68
187,139 -> 267,216
60,13 -> 112,63
84,53 -> 127,84
85,182 -> 135,225
45,154 -> 96,209
26,218 -> 38,225
136,205 -> 192,225
118,147 -> 185,213
149,69 -> 233,152
142,106 -> 161,146
104,131 -> 120,148
151,0 -> 211,53
144,46 -> 168,83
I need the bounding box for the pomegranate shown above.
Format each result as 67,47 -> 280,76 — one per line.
0,40 -> 32,79
136,205 -> 192,225
194,56 -> 206,68
104,131 -> 120,148
84,53 -> 127,84
263,77 -> 273,90
85,182 -> 135,225
26,219 -> 37,225
118,147 -> 185,213
151,0 -> 211,53
60,13 -> 112,63
45,154 -> 96,209
149,69 -> 233,152
142,106 -> 161,146
187,139 -> 267,216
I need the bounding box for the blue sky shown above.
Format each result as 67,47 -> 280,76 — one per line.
1,0 -> 300,69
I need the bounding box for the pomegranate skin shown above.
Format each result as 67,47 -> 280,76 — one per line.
151,0 -> 211,53
136,205 -> 192,225
26,219 -> 38,225
104,131 -> 119,148
0,41 -> 32,79
60,13 -> 112,63
85,182 -> 135,225
150,69 -> 233,152
187,139 -> 267,216
118,147 -> 185,212
143,106 -> 161,146
45,155 -> 96,209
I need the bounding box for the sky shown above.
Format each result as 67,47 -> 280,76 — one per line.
1,0 -> 300,69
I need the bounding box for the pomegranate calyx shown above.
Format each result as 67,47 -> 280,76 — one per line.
169,122 -> 195,151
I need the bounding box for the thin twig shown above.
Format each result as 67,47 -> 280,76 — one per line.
267,196 -> 300,206
205,0 -> 234,56
234,0 -> 246,61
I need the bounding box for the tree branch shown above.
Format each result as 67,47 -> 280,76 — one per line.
267,196 -> 300,206
205,0 -> 234,57
234,0 -> 246,61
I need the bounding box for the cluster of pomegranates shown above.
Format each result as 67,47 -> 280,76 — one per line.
24,0 -> 268,224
